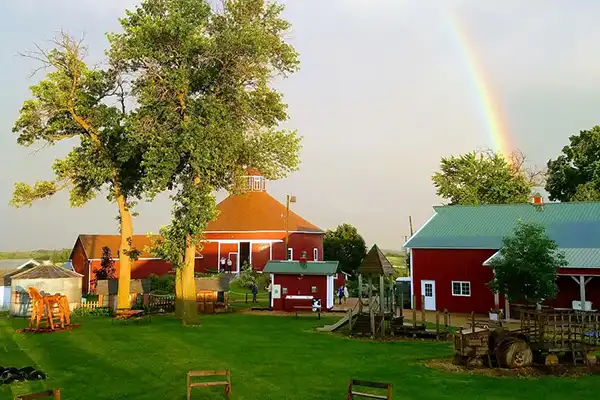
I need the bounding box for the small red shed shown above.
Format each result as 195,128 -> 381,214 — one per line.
263,259 -> 340,312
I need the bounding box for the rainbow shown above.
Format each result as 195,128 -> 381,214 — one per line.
445,10 -> 514,159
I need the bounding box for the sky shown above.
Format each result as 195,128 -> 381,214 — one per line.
1,0 -> 600,252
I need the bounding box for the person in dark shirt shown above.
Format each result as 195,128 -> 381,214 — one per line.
251,283 -> 258,303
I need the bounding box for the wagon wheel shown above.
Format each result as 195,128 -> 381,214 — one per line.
495,336 -> 533,368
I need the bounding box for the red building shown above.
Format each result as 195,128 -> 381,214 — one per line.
263,260 -> 340,311
404,201 -> 600,316
70,170 -> 325,293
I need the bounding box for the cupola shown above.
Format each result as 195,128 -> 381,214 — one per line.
245,168 -> 267,192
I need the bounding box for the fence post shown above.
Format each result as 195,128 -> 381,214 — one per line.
245,293 -> 248,304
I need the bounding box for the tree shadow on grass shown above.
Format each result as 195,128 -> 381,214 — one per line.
0,316 -> 51,399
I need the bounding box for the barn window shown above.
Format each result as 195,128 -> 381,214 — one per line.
287,248 -> 293,260
451,281 -> 471,297
311,286 -> 317,293
313,248 -> 318,261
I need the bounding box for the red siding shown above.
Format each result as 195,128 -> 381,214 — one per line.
412,249 -> 498,313
71,238 -> 90,294
272,274 -> 329,312
195,231 -> 324,272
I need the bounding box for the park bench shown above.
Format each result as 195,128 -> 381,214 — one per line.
347,379 -> 392,400
112,308 -> 151,324
187,370 -> 231,400
294,305 -> 321,319
15,389 -> 61,400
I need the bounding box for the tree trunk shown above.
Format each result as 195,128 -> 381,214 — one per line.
116,194 -> 133,310
181,234 -> 199,325
175,267 -> 183,319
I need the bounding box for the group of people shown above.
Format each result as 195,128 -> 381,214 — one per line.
337,284 -> 349,305
219,256 -> 234,273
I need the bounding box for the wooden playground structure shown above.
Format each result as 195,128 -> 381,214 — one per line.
25,288 -> 73,333
319,245 -> 450,340
454,308 -> 600,368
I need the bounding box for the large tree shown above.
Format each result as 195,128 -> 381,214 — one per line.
432,150 -> 539,205
110,0 -> 302,325
10,34 -> 143,308
323,224 -> 367,277
546,125 -> 600,202
488,221 -> 566,305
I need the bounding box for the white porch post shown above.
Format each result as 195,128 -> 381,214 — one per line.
504,298 -> 511,320
237,242 -> 241,275
269,243 -> 273,260
579,275 -> 586,311
494,292 -> 500,309
217,242 -> 221,272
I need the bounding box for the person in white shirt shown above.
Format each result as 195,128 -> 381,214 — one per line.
220,257 -> 226,272
226,257 -> 233,273
343,285 -> 349,304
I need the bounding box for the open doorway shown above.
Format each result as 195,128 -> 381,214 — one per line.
240,242 -> 250,269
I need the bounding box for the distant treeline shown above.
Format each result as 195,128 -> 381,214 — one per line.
382,250 -> 406,257
0,248 -> 71,263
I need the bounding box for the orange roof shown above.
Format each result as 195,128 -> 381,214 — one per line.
245,168 -> 263,176
206,191 -> 323,233
77,234 -> 160,259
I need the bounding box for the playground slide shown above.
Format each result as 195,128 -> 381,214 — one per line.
317,308 -> 358,332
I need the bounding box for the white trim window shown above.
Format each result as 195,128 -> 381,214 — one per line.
287,248 -> 293,261
451,281 -> 471,297
313,248 -> 318,261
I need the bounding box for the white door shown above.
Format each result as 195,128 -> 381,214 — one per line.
421,280 -> 436,311
326,275 -> 334,309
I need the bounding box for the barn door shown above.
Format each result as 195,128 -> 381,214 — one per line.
228,252 -> 238,274
421,280 -> 436,311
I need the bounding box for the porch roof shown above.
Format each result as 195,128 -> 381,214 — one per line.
483,248 -> 600,269
264,260 -> 339,275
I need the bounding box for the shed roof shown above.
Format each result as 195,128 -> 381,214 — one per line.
10,263 -> 83,279
484,248 -> 600,269
264,260 -> 339,275
205,191 -> 323,233
358,245 -> 396,276
0,259 -> 39,278
404,202 -> 600,250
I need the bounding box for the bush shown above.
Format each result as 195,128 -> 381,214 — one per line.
71,306 -> 111,317
148,273 -> 175,295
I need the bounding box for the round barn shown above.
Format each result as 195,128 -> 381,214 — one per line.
264,258 -> 340,312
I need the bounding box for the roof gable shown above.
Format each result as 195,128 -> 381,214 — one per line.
10,263 -> 83,279
405,202 -> 600,250
358,245 -> 395,276
264,260 -> 338,275
205,191 -> 323,233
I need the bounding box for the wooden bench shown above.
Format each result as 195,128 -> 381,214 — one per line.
294,305 -> 321,320
347,379 -> 392,400
112,308 -> 151,324
187,370 -> 231,400
15,389 -> 61,400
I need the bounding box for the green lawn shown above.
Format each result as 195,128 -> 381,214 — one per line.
1,314 -> 599,400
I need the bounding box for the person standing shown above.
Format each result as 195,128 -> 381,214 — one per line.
337,286 -> 344,305
251,283 -> 258,303
343,284 -> 349,304
226,257 -> 233,273
220,257 -> 226,273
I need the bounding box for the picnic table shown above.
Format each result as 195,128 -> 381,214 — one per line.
294,305 -> 321,320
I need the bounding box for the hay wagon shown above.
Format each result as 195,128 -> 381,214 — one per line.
454,309 -> 600,368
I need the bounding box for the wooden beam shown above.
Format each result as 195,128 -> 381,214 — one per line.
579,275 -> 587,311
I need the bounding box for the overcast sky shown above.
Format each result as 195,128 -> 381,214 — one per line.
1,0 -> 599,252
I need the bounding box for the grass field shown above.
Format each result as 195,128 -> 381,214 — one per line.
1,314 -> 599,400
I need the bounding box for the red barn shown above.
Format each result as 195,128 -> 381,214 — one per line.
404,201 -> 600,316
197,170 -> 324,273
70,170 -> 325,294
263,260 -> 340,311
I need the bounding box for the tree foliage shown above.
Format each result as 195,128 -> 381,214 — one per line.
432,150 -> 539,205
488,221 -> 566,305
11,33 -> 144,309
95,246 -> 117,282
111,0 -> 302,325
546,125 -> 600,202
323,224 -> 367,277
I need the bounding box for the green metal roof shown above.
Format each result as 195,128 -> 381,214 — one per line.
404,202 -> 600,250
484,248 -> 600,269
263,260 -> 339,275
